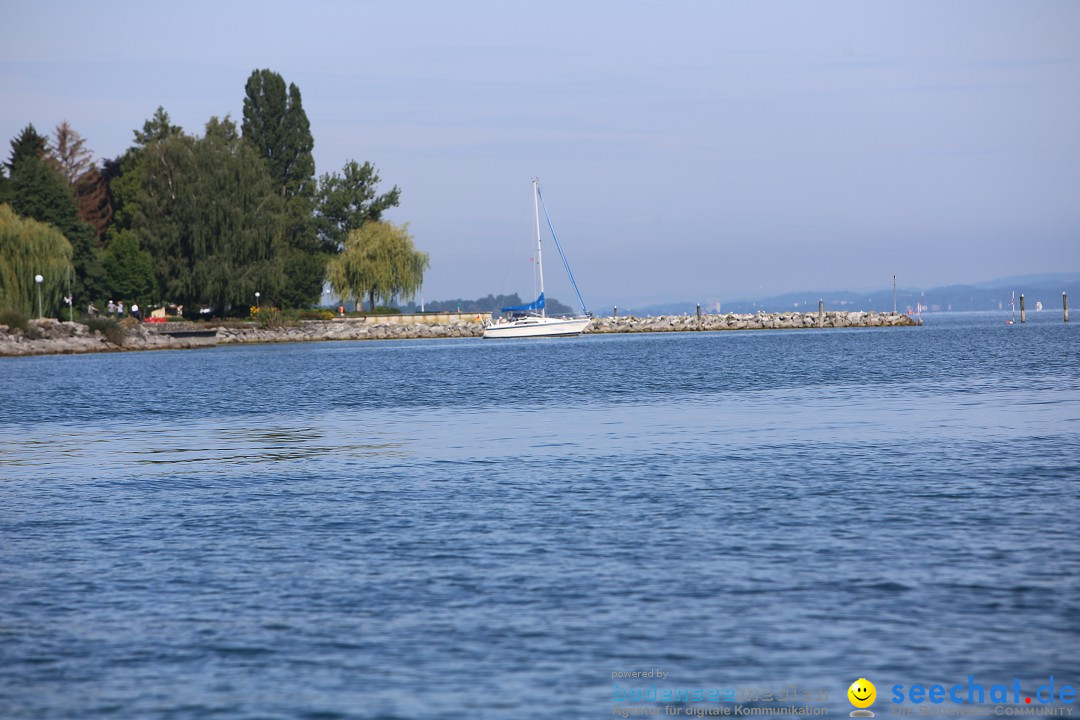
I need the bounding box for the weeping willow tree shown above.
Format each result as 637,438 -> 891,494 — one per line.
327,220 -> 429,311
134,116 -> 287,314
0,204 -> 74,316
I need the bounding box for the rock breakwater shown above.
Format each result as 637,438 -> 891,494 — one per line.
0,318 -> 219,357
587,310 -> 915,333
1,311 -> 916,357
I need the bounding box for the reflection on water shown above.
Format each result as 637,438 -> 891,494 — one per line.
0,420 -> 408,472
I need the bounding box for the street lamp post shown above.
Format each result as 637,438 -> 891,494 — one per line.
34,274 -> 44,319
255,291 -> 261,310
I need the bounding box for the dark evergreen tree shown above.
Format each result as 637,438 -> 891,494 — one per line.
8,154 -> 102,303
10,156 -> 77,235
6,124 -> 49,173
133,106 -> 183,146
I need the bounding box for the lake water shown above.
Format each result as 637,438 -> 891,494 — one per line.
1,312 -> 1078,719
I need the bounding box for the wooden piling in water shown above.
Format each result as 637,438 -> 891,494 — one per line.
818,299 -> 824,328
1065,293 -> 1069,323
696,304 -> 701,330
1020,294 -> 1026,323
613,305 -> 618,318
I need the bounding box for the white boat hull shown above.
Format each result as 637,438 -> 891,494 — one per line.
482,315 -> 590,339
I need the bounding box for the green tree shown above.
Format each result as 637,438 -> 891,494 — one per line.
102,149 -> 142,236
327,221 -> 429,312
133,106 -> 183,146
315,160 -> 401,250
241,69 -> 323,308
135,116 -> 287,314
241,69 -> 315,201
6,124 -> 49,173
105,107 -> 183,252
9,154 -> 76,227
102,230 -> 154,305
0,204 -> 74,315
8,153 -> 102,304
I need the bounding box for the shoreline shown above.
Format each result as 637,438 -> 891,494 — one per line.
0,311 -> 917,358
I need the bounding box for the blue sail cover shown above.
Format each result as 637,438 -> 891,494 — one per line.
500,292 -> 545,313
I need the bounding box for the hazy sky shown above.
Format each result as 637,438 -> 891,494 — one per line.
3,0 -> 1078,307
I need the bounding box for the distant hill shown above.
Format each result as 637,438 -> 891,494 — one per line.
397,294 -> 574,315
620,272 -> 1080,316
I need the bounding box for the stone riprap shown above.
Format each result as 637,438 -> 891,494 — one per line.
0,318 -> 221,357
587,310 -> 916,333
214,317 -> 482,344
1,311 -> 916,357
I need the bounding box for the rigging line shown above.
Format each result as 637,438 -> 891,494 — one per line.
536,187 -> 589,316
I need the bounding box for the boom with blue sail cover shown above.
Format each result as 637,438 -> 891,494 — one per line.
501,293 -> 545,313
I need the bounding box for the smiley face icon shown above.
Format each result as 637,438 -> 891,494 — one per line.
848,678 -> 877,716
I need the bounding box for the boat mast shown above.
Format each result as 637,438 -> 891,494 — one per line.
533,178 -> 545,317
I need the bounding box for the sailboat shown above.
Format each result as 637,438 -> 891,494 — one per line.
482,179 -> 591,339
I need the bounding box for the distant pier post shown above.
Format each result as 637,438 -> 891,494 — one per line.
893,274 -> 897,314
818,299 -> 824,328
1020,294 -> 1026,323
1065,293 -> 1069,323
613,305 -> 618,318
696,304 -> 702,330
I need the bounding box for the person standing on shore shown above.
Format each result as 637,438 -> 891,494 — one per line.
131,303 -> 141,321
107,300 -> 116,317
117,301 -> 125,318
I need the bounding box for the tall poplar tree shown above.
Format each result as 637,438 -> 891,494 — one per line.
241,69 -> 322,307
241,70 -> 315,201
